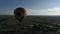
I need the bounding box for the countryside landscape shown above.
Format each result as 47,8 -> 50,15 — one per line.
0,15 -> 60,34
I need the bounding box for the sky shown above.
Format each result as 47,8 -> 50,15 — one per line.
0,0 -> 60,16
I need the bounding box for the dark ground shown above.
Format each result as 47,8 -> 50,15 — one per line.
0,15 -> 60,34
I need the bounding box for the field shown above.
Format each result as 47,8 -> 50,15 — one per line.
0,15 -> 60,34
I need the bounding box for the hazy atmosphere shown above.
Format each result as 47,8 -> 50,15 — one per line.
0,0 -> 60,15
0,0 -> 60,34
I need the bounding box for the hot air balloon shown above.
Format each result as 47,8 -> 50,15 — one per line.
14,7 -> 26,22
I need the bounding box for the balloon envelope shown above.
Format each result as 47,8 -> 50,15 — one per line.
14,7 -> 26,22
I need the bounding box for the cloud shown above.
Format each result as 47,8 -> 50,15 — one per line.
26,7 -> 60,16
